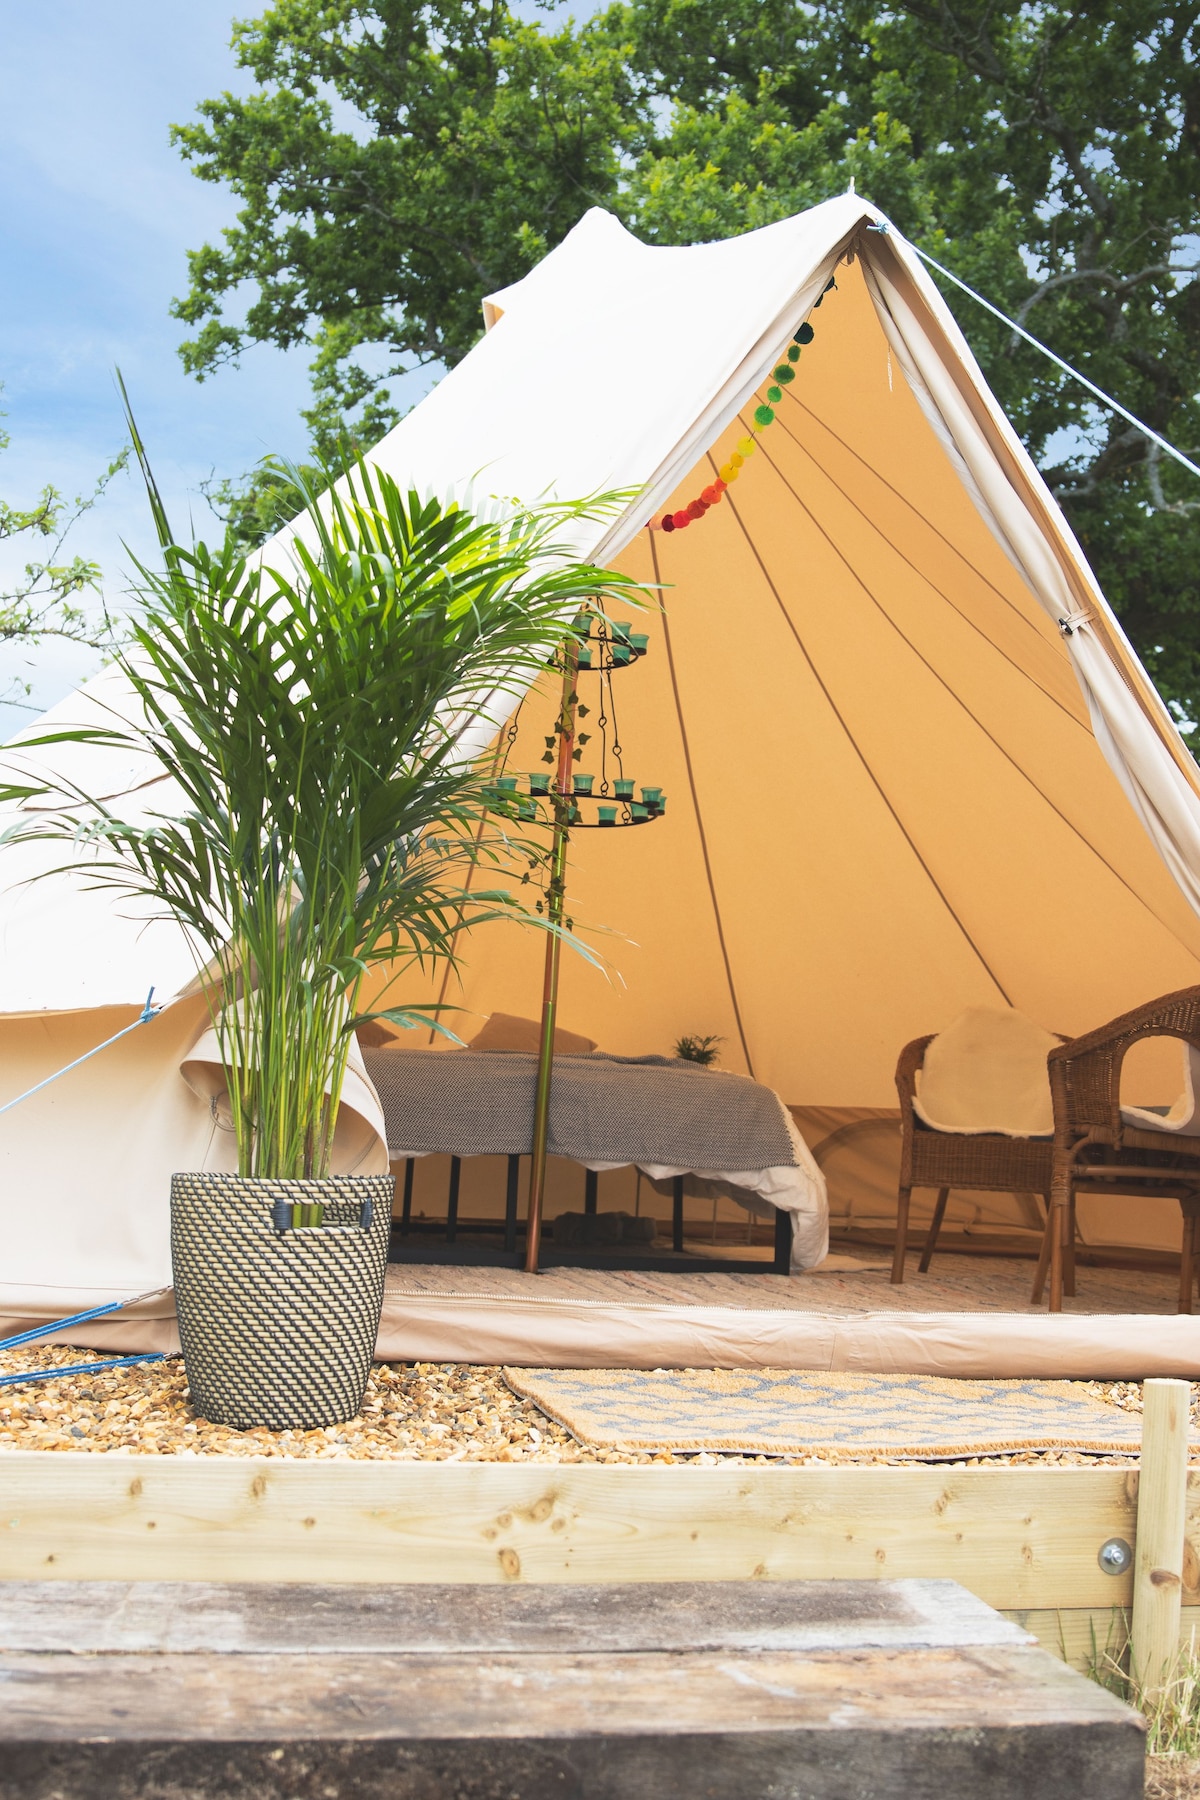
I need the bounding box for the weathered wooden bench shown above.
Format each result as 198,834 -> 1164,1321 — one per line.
0,1577 -> 1142,1798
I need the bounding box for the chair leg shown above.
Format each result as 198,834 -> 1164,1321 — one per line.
1063,1191 -> 1077,1298
1048,1181 -> 1070,1313
1179,1207 -> 1197,1316
917,1187 -> 951,1275
1031,1194 -> 1053,1305
891,1185 -> 912,1284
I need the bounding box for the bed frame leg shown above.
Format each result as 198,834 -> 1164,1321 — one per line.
446,1156 -> 461,1244
773,1206 -> 792,1274
504,1155 -> 520,1255
672,1176 -> 684,1253
584,1169 -> 599,1215
400,1158 -> 414,1238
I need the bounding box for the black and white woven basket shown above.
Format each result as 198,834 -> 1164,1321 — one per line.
171,1172 -> 393,1431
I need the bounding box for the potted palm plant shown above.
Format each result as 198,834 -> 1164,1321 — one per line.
4,431 -> 640,1430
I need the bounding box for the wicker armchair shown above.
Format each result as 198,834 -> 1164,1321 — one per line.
1044,986 -> 1200,1314
893,1034 -> 1058,1287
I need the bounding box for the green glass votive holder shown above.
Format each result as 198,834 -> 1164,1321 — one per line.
631,802 -> 649,821
611,643 -> 632,666
577,646 -> 593,668
497,775 -> 518,793
614,621 -> 633,641
614,778 -> 635,800
629,632 -> 649,655
528,773 -> 550,796
598,806 -> 617,826
641,787 -> 663,809
573,773 -> 595,796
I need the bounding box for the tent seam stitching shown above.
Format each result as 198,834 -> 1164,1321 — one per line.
713,446 -> 1013,1007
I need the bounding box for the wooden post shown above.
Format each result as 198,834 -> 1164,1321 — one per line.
1131,1377 -> 1191,1699
524,641 -> 579,1274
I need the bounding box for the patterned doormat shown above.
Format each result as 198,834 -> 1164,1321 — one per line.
502,1367 -> 1148,1458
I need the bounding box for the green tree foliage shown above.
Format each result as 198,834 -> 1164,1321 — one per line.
172,1 -> 639,455
175,1 -> 1200,737
0,400 -> 128,708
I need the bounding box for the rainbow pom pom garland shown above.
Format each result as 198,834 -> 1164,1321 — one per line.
649,293 -> 830,534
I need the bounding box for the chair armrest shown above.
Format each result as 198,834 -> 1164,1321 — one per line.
895,1036 -> 934,1125
1048,984 -> 1200,1145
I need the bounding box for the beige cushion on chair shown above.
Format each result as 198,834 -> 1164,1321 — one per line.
1121,1042 -> 1200,1137
467,1012 -> 597,1056
912,1006 -> 1058,1137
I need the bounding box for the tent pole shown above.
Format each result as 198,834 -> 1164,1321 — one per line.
524,641 -> 579,1273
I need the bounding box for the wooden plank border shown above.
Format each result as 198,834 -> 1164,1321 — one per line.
3,1452 -> 1187,1613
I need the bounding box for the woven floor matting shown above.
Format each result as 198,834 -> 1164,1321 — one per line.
501,1367 -> 1148,1458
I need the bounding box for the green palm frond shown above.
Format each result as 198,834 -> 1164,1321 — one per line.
3,448 -> 647,1177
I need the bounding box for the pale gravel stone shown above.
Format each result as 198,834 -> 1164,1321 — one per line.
0,1342 -> 1194,1465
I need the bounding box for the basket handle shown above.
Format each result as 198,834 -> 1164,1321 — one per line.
270,1196 -> 374,1234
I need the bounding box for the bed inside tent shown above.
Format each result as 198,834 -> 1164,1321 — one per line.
3,193 -> 1200,1374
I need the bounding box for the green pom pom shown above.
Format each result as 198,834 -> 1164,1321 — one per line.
795,321 -> 815,345
754,404 -> 775,428
773,365 -> 795,384
767,385 -> 783,404
787,344 -> 801,362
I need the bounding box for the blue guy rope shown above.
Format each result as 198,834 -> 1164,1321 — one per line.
0,1285 -> 174,1389
866,222 -> 1200,485
0,1353 -> 167,1390
0,987 -> 161,1121
0,1287 -> 172,1353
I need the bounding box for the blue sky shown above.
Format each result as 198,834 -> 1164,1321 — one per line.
0,3 -> 343,733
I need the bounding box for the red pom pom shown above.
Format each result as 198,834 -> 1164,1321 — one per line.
688,499 -> 705,519
673,510 -> 690,529
661,514 -> 675,532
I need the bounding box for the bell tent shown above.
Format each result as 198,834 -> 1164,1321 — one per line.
4,191 -> 1200,1339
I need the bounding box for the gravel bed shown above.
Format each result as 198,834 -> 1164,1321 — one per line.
1,1344 -> 1195,1465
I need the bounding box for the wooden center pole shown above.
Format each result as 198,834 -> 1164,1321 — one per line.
524,642 -> 579,1274
1131,1376 -> 1191,1701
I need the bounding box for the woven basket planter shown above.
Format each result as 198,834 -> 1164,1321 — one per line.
171,1172 -> 393,1431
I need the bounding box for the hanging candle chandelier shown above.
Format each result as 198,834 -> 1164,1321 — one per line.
487,603 -> 663,1272
491,614 -> 665,830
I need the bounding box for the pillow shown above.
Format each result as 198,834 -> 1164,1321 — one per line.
912,1006 -> 1058,1137
467,1011 -> 597,1056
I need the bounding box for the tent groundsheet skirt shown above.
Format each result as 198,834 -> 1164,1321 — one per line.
6,1280 -> 1198,1379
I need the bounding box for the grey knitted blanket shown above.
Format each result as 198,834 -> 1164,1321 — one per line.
362,1050 -> 797,1171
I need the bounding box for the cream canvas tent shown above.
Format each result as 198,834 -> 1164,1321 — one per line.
4,191 -> 1200,1353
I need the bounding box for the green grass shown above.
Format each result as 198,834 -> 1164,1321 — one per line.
1086,1609 -> 1200,1758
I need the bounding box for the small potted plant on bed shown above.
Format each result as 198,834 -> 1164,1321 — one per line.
4,423 -> 640,1430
